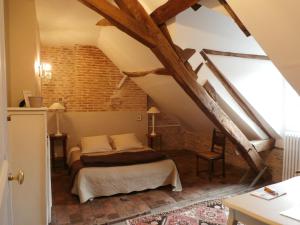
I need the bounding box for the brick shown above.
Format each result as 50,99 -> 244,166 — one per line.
41,45 -> 147,112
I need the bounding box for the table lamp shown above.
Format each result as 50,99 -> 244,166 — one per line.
49,102 -> 65,136
147,106 -> 160,136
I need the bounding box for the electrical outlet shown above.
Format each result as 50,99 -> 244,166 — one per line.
137,113 -> 142,121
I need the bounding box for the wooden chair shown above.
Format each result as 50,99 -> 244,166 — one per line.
196,129 -> 226,181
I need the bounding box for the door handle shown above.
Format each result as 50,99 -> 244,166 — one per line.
8,169 -> 25,185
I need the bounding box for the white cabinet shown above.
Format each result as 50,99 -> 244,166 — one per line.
8,108 -> 51,225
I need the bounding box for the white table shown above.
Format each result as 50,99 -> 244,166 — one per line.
224,176 -> 300,225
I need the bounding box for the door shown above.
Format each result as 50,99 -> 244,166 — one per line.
0,0 -> 13,224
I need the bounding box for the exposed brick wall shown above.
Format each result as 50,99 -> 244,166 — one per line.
41,45 -> 147,112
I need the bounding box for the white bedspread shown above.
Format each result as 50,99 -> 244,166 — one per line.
68,148 -> 182,203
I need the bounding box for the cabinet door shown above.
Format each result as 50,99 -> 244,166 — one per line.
8,114 -> 47,225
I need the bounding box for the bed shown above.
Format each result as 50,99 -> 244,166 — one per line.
67,147 -> 182,203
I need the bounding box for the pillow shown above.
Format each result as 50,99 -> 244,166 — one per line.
110,133 -> 143,151
81,135 -> 112,154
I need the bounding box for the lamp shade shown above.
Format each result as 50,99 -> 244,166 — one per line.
49,102 -> 65,110
147,106 -> 160,114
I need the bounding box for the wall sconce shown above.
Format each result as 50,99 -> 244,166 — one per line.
39,63 -> 52,79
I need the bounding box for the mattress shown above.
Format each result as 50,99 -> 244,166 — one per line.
68,147 -> 182,203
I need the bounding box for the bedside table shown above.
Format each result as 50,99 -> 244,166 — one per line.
147,134 -> 162,150
49,133 -> 68,170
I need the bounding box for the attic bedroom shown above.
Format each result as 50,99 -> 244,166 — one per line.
1,0 -> 300,225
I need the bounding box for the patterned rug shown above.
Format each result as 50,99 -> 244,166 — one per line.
127,199 -> 231,225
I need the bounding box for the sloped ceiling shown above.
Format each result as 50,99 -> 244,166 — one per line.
35,0 -> 101,46
226,0 -> 300,95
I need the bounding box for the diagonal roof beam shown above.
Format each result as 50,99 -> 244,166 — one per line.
151,0 -> 200,26
203,81 -> 217,102
203,49 -> 269,60
78,0 -> 155,48
218,0 -> 250,37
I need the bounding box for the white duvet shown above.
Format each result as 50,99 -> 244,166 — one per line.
68,147 -> 182,203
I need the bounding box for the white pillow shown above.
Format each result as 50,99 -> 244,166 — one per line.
81,135 -> 112,154
110,133 -> 143,151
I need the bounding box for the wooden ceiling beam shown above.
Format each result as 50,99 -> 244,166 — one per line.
179,48 -> 196,63
203,81 -> 217,102
122,68 -> 170,77
194,62 -> 204,74
151,0 -> 200,25
114,0 -> 135,17
218,0 -> 250,37
251,139 -> 275,152
79,0 -> 266,174
203,49 -> 269,60
201,50 -> 274,139
78,0 -> 156,48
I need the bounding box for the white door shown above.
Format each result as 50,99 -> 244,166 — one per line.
0,0 -> 13,224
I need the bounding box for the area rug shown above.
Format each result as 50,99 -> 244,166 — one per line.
127,199 -> 231,225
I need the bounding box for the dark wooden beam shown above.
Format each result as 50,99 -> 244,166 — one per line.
79,0 -> 266,174
218,0 -> 250,37
151,0 -> 199,25
179,48 -> 196,63
203,81 -> 217,102
114,0 -> 133,15
159,23 -> 174,45
203,49 -> 269,60
201,51 -> 274,139
194,62 -> 204,74
78,0 -> 156,48
96,18 -> 113,26
251,139 -> 275,152
122,68 -> 170,77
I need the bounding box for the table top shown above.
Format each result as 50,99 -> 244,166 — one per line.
224,176 -> 300,225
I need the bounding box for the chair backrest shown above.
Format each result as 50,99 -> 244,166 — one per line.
211,129 -> 226,155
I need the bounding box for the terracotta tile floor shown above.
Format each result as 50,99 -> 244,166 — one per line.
50,150 -> 251,225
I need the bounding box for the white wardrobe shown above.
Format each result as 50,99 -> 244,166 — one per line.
8,108 -> 51,225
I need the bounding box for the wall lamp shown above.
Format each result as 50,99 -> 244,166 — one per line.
39,63 -> 52,79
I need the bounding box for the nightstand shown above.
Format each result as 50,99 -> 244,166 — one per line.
147,133 -> 162,150
50,133 -> 67,170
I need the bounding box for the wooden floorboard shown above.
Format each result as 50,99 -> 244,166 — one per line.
50,150 -> 256,225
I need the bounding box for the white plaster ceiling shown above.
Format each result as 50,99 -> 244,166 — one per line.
34,0 -> 170,46
35,0 -> 101,46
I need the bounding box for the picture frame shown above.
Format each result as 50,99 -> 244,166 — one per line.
23,90 -> 32,107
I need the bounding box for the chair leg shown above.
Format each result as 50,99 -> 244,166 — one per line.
209,160 -> 213,181
222,158 -> 226,177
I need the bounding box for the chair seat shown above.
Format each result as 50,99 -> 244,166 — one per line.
197,151 -> 223,160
